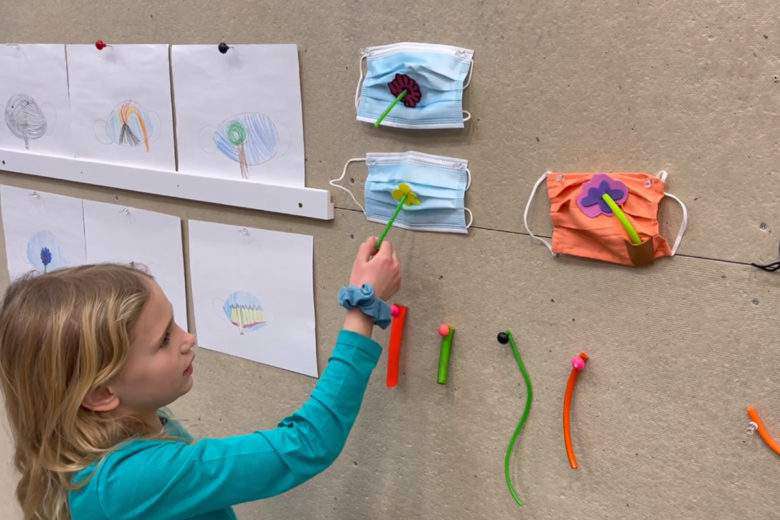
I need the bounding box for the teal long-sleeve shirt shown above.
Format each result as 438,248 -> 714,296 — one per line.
68,330 -> 382,520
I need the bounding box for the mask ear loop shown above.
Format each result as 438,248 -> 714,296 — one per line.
353,53 -> 368,110
663,192 -> 688,255
750,241 -> 780,272
461,59 -> 474,122
329,158 -> 366,212
463,167 -> 474,229
523,172 -> 554,254
463,59 -> 474,89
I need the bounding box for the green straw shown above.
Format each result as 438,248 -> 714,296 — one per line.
374,90 -> 408,127
503,330 -> 533,508
601,193 -> 642,245
375,191 -> 408,250
437,327 -> 455,384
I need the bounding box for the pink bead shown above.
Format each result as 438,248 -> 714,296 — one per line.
571,355 -> 585,371
390,304 -> 400,317
437,324 -> 450,337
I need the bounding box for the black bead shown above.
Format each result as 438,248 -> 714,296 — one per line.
497,331 -> 509,344
218,42 -> 230,54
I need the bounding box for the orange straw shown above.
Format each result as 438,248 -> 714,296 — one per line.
747,405 -> 780,456
563,352 -> 589,469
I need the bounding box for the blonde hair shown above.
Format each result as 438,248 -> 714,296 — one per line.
0,264 -> 167,520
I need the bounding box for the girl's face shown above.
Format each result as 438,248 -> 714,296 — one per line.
111,279 -> 196,414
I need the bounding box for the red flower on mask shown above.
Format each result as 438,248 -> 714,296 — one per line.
388,74 -> 422,107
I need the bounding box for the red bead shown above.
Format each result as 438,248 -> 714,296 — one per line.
437,324 -> 450,337
95,40 -> 107,50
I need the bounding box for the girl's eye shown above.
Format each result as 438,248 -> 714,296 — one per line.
160,330 -> 172,348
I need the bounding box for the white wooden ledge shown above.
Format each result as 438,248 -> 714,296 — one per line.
0,148 -> 334,220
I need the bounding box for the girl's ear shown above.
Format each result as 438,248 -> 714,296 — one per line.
81,385 -> 120,412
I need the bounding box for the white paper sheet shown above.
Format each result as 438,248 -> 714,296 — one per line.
172,44 -> 305,187
0,44 -> 71,156
67,44 -> 175,170
83,200 -> 188,330
0,186 -> 86,280
188,219 -> 317,377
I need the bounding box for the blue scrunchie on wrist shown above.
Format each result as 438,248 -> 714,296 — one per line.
338,284 -> 391,329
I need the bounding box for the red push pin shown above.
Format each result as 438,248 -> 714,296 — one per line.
95,40 -> 108,51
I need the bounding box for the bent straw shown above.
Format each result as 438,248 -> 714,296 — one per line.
374,90 -> 408,127
747,405 -> 780,456
503,330 -> 533,507
601,193 -> 642,245
563,352 -> 589,469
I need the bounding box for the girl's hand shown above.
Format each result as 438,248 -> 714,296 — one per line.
348,236 -> 401,301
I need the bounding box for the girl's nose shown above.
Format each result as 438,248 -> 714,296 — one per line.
180,331 -> 197,354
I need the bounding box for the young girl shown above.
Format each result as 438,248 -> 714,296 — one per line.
0,236 -> 400,520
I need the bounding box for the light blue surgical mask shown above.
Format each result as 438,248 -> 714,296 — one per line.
330,151 -> 473,234
354,42 -> 474,130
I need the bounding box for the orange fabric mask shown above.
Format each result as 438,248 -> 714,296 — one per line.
523,171 -> 688,267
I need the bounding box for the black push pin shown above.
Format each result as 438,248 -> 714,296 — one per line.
497,331 -> 509,344
218,42 -> 230,54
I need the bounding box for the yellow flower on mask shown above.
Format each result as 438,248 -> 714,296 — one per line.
391,183 -> 421,206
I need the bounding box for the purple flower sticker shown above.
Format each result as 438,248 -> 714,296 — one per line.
576,173 -> 629,218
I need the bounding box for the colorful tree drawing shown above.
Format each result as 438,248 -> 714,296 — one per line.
222,291 -> 266,334
214,113 -> 279,179
96,100 -> 157,151
5,94 -> 47,149
26,230 -> 66,273
40,247 -> 52,270
227,120 -> 249,178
